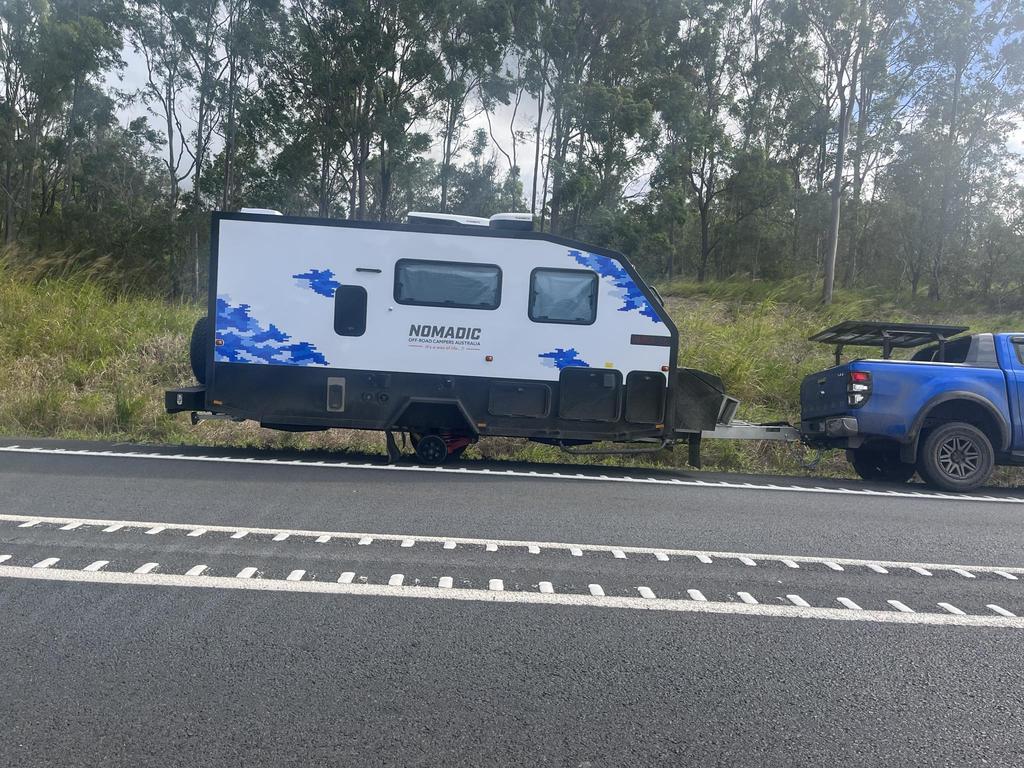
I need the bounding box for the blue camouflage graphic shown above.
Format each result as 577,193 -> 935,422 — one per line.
292,269 -> 340,298
570,249 -> 660,322
539,347 -> 589,369
215,297 -> 329,366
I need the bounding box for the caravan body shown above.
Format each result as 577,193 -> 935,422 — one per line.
167,212 -> 727,458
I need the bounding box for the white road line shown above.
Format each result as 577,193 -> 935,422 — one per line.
443,541 -> 456,550
272,533 -> 289,542
996,571 -> 1019,581
612,549 -> 626,559
737,592 -> 758,605
655,553 -> 669,562
286,570 -> 306,582
187,528 -> 207,537
438,577 -> 453,589
236,567 -> 258,579
0,555 -> 10,564
60,522 -> 82,531
388,574 -> 404,587
338,572 -> 355,584
145,526 -> 164,535
787,594 -> 810,608
102,524 -> 123,533
315,535 -> 331,544
527,545 -> 540,554
588,584 -> 605,597
485,543 -> 498,552
18,521 -> 38,528
8,443 -> 1023,504
32,558 -> 59,569
489,579 -> 504,591
185,565 -> 207,577
401,538 -> 415,548
867,564 -> 888,574
5,564 -> 1024,628
637,586 -> 656,600
782,559 -> 799,569
231,531 -> 248,539
358,536 -> 374,546
888,600 -> 914,613
4,512 -> 1024,580
687,589 -> 707,602
952,568 -> 976,579
837,597 -> 862,610
84,560 -> 109,572
987,604 -> 1016,617
910,566 -> 932,576
134,562 -> 159,574
538,581 -> 554,594
938,602 -> 966,616
738,556 -> 757,567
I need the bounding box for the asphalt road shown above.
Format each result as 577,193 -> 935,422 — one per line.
1,437 -> 1023,766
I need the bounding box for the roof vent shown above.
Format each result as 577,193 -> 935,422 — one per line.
240,207 -> 283,216
489,212 -> 534,231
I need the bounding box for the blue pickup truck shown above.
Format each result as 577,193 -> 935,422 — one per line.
800,321 -> 1024,492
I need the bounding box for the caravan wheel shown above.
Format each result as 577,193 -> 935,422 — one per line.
415,434 -> 448,465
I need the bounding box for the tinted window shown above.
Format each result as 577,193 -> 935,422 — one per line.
529,268 -> 598,324
394,259 -> 501,309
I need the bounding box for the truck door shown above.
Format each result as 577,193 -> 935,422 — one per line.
1007,337 -> 1024,450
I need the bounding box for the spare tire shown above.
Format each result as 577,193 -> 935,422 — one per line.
189,317 -> 208,384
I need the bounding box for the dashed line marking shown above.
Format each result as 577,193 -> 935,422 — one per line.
185,565 -> 207,577
637,586 -> 656,600
388,574 -> 404,587
837,597 -> 862,610
588,584 -> 605,597
612,549 -> 626,559
489,579 -> 504,592
938,602 -> 966,616
782,559 -> 799,569
787,594 -> 810,608
358,537 -> 373,546
187,528 -> 207,537
134,562 -> 159,574
952,568 -> 975,579
231,531 -> 248,539
272,533 -> 289,542
485,543 -> 498,552
338,572 -> 355,584
0,555 -> 10,564
32,557 -> 59,569
286,570 -> 306,582
145,526 -> 164,535
102,524 -> 123,533
527,545 -> 540,554
888,600 -> 914,613
400,538 -> 415,548
996,571 -> 1019,581
825,562 -> 844,572
83,560 -> 109,572
687,589 -> 707,602
910,566 -> 932,576
18,521 -> 38,528
315,535 -> 331,544
696,555 -> 713,564
867,564 -> 888,574
988,604 -> 1016,617
538,581 -> 554,594
59,522 -> 82,531
570,548 -> 583,557
438,577 -> 453,589
655,553 -> 669,562
738,556 -> 757,567
737,592 -> 758,605
443,541 -> 456,550
236,567 -> 257,579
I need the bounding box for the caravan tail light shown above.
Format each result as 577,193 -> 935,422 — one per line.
847,370 -> 872,407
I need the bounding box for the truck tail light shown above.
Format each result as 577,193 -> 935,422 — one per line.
847,370 -> 871,407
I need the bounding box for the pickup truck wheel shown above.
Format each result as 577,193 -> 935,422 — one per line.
917,422 -> 994,492
849,448 -> 916,483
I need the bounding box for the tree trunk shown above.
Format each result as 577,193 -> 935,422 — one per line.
530,54 -> 547,219
822,80 -> 855,305
931,64 -> 963,301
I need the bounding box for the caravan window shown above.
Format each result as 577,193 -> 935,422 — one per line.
529,268 -> 598,325
394,259 -> 501,309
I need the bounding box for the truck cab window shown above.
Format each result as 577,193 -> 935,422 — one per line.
394,259 -> 501,309
529,268 -> 598,325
